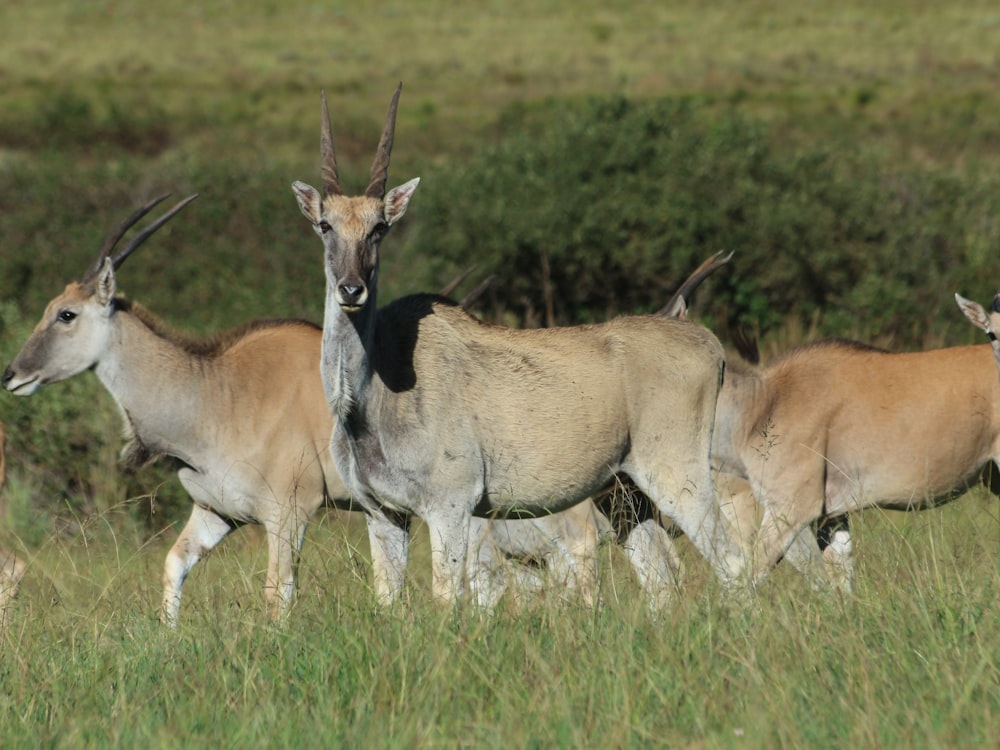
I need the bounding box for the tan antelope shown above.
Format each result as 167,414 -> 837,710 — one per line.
712,316 -> 1000,590
469,250 -> 747,610
0,195 -> 388,625
291,84 -> 747,604
0,422 -> 27,623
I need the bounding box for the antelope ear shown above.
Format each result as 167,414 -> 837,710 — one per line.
955,292 -> 990,333
96,257 -> 117,307
384,177 -> 420,226
292,181 -> 323,228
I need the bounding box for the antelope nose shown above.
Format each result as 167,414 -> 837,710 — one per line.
338,283 -> 366,306
1,367 -> 13,389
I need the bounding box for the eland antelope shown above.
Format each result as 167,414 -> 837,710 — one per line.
713,321 -> 1000,591
291,84 -> 747,604
469,251 -> 749,610
1,195 -> 376,625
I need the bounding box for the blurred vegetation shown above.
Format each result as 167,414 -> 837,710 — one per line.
0,1 -> 999,547
408,95 -> 1000,340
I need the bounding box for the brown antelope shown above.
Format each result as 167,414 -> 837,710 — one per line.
291,84 -> 747,604
0,422 -> 27,622
712,316 -> 1000,590
0,195 -> 391,625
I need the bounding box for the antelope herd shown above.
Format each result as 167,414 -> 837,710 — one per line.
0,84 -> 997,625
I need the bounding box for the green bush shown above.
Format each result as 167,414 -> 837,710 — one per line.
405,95 -> 1000,344
0,86 -> 172,155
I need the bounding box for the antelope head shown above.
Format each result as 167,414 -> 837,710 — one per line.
291,84 -> 420,313
2,195 -> 197,396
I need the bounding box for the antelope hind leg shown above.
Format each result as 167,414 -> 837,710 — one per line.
752,501 -> 824,591
816,515 -> 854,595
779,521 -> 854,596
632,466 -> 747,591
466,516 -> 523,610
547,539 -> 601,607
545,502 -> 608,607
781,526 -> 833,592
622,518 -> 682,611
263,512 -> 310,622
466,516 -> 504,609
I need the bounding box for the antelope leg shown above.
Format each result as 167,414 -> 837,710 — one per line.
622,518 -> 683,611
161,503 -> 235,627
365,508 -> 410,605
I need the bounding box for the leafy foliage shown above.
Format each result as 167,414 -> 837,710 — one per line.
407,95 -> 1000,343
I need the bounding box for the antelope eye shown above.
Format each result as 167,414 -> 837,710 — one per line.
319,220 -> 332,234
57,309 -> 77,323
371,222 -> 388,240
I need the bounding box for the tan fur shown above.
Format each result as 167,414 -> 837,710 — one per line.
469,251 -> 751,609
713,337 -> 1000,589
321,194 -> 385,240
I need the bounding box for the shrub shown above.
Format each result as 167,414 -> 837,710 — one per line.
404,95 -> 1000,345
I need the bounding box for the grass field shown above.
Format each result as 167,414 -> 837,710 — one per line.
1,497 -> 997,748
1,1 -> 999,747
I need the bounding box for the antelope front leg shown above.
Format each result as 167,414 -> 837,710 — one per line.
365,508 -> 410,605
424,510 -> 471,605
162,504 -> 235,627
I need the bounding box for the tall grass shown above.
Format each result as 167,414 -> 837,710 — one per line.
1,496 -> 997,748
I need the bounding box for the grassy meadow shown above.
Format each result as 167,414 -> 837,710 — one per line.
1,1 -> 999,747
